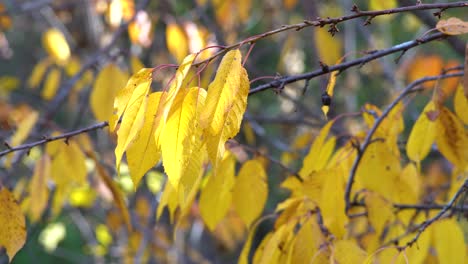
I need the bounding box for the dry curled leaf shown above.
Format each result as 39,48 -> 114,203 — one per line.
436,17 -> 468,35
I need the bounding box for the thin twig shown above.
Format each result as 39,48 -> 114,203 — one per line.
250,33 -> 449,95
344,71 -> 464,213
0,121 -> 108,158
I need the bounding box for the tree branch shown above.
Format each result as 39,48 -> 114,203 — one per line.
0,121 -> 108,158
249,32 -> 449,95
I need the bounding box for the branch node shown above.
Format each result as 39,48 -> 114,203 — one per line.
319,61 -> 329,73
351,4 -> 360,13
3,141 -> 12,149
364,16 -> 375,26
328,24 -> 339,36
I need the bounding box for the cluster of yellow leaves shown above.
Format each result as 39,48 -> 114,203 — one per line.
112,49 -> 268,231
244,80 -> 468,262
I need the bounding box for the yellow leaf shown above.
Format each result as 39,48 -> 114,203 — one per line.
200,152 -> 236,230
114,70 -> 152,173
69,185 -> 96,208
369,0 -> 396,10
153,54 -> 196,148
204,52 -> 249,168
436,17 -> 468,35
454,84 -> 468,125
299,120 -> 335,178
201,49 -> 245,135
314,27 -> 342,65
0,187 -> 26,262
237,0 -> 251,23
258,224 -> 292,264
364,192 -> 394,235
91,64 -> 129,121
319,167 -> 346,238
332,239 -> 367,264
28,58 -> 52,89
109,68 -> 153,132
232,160 -> 267,227
166,22 -> 188,62
29,155 -> 51,222
433,219 -> 466,263
64,56 -> 81,76
406,101 -> 437,163
161,87 -> 206,190
41,68 -> 61,100
156,181 -> 178,222
126,92 -> 162,188
42,28 -> 71,64
435,106 -> 468,169
356,141 -> 400,199
289,217 -> 328,264
8,110 -> 38,147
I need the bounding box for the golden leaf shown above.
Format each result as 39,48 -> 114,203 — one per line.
109,68 -> 153,132
126,92 -> 162,188
156,181 -> 178,222
199,152 -> 236,230
114,69 -> 152,173
332,240 -> 367,264
364,192 -> 394,235
161,87 -> 206,190
41,68 -> 61,100
91,64 -> 129,121
42,28 -> 71,64
232,160 -> 267,227
406,101 -> 437,163
166,22 -> 189,62
27,58 -> 52,89
0,187 -> 26,262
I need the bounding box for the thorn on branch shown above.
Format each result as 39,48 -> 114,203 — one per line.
351,4 -> 360,13
3,141 -> 12,149
319,61 -> 329,73
302,79 -> 310,95
395,49 -> 408,64
328,24 -> 339,36
64,137 -> 70,145
433,8 -> 447,19
364,16 -> 375,26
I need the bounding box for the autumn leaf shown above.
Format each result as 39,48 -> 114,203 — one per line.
27,58 -> 52,89
166,22 -> 189,62
114,69 -> 152,173
41,67 -> 61,100
42,28 -> 71,64
436,17 -> 468,35
232,159 -> 267,227
364,192 -> 394,235
160,87 -> 206,191
406,100 -> 437,163
126,92 -> 162,188
91,63 -> 129,121
454,84 -> 468,125
199,151 -> 236,230
0,187 -> 27,262
332,239 -> 367,264
433,219 -> 466,263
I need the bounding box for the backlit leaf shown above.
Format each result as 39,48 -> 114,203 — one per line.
109,68 -> 153,132
290,217 -> 328,264
114,70 -> 152,173
91,64 -> 129,121
0,187 -> 26,262
166,22 -> 188,62
200,152 -> 236,230
407,101 -> 437,163
156,181 -> 178,222
42,28 -> 71,64
232,159 -> 267,227
126,92 -> 162,188
365,192 -> 394,235
161,87 -> 206,190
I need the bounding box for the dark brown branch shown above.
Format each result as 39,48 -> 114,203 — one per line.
344,71 -> 464,214
194,2 -> 468,68
249,33 -> 448,95
0,121 -> 108,158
